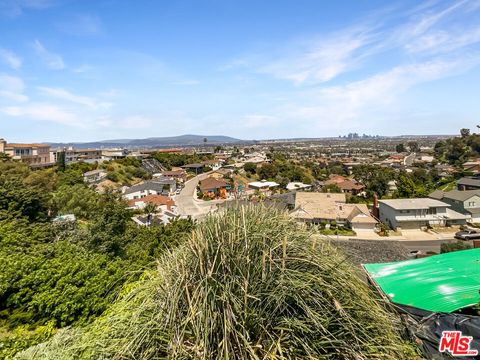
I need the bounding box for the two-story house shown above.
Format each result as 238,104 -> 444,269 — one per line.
0,139 -> 52,167
430,189 -> 480,223
378,198 -> 468,230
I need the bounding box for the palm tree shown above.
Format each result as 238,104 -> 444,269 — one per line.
143,202 -> 158,225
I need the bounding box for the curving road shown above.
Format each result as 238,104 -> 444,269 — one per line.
174,173 -> 225,220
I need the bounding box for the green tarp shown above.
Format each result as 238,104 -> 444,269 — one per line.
363,248 -> 480,313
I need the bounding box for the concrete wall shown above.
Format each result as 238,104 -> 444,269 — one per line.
379,204 -> 399,230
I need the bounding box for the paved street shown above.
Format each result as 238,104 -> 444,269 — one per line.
399,239 -> 469,253
174,173 -> 225,220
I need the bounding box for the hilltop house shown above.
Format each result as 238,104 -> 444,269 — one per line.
430,189 -> 480,223
290,192 -> 377,231
83,169 -> 108,184
52,147 -> 102,164
0,139 -> 52,167
378,198 -> 468,230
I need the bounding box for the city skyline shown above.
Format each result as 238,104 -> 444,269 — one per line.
1,0 -> 480,142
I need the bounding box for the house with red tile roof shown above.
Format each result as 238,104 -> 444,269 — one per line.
127,194 -> 175,211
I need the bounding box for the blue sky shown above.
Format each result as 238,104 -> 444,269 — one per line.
1,0 -> 480,142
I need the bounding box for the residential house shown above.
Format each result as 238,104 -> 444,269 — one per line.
286,182 -> 312,191
336,180 -> 365,195
457,176 -> 480,190
324,175 -> 364,195
0,139 -> 52,167
123,181 -> 170,200
150,178 -> 177,195
210,168 -> 233,179
52,147 -> 102,164
429,189 -> 480,223
202,159 -> 223,171
199,177 -> 231,199
83,169 -> 108,184
248,180 -> 280,191
435,164 -> 456,178
127,194 -> 175,212
155,170 -> 187,182
101,149 -> 129,160
463,160 -> 480,173
182,163 -> 205,174
324,174 -> 346,185
342,162 -> 363,175
378,198 -> 468,230
290,192 -> 377,231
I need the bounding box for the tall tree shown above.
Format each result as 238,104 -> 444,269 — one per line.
407,141 -> 420,153
460,128 -> 471,138
395,143 -> 406,153
56,151 -> 66,172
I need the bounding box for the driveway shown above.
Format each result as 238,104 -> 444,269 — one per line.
174,173 -> 225,220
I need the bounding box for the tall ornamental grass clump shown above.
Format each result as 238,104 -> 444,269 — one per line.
18,205 -> 417,359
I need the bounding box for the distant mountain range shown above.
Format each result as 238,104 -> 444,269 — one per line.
48,134 -> 247,149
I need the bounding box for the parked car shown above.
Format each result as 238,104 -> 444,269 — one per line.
454,230 -> 480,240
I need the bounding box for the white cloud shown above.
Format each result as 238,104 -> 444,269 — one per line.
0,0 -> 55,17
406,26 -> 480,54
38,86 -> 112,109
0,74 -> 28,102
259,28 -> 375,85
226,0 -> 480,87
32,39 -> 65,70
281,56 -> 480,130
56,14 -> 102,36
0,48 -> 21,69
1,103 -> 82,126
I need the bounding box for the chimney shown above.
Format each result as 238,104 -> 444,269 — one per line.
0,138 -> 6,153
372,193 -> 379,219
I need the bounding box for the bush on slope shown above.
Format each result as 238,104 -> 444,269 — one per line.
18,206 -> 417,360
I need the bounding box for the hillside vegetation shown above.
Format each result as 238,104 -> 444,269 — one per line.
434,129 -> 480,165
0,161 -> 192,358
18,206 -> 417,359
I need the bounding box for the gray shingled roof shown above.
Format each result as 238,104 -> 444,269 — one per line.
124,181 -> 165,195
379,198 -> 450,210
429,189 -> 480,202
457,177 -> 480,187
